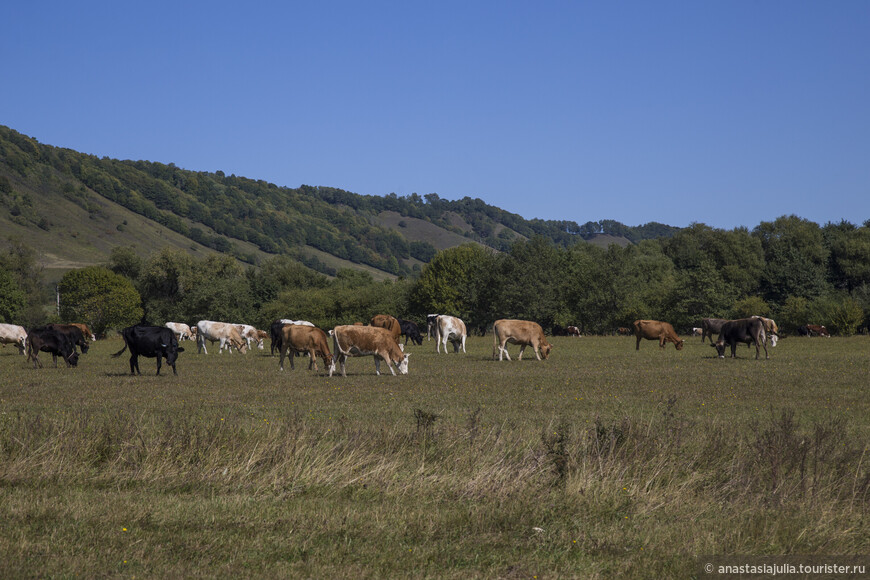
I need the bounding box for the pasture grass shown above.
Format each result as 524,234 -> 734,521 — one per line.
0,334 -> 868,577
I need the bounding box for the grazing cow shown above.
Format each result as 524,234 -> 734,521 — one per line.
701,318 -> 729,344
797,325 -> 811,337
492,319 -> 553,361
633,320 -> 684,351
691,327 -> 703,336
66,323 -> 96,342
617,327 -> 632,336
112,324 -> 184,375
0,323 -> 27,355
397,318 -> 423,346
25,327 -> 79,368
196,320 -> 248,354
566,326 -> 581,337
711,318 -> 769,360
270,319 -> 315,355
45,324 -> 90,355
370,314 -> 402,344
435,315 -> 467,354
234,324 -> 264,350
806,324 -> 830,337
165,322 -> 195,341
751,316 -> 780,347
426,314 -> 442,341
278,325 -> 334,372
329,325 -> 410,377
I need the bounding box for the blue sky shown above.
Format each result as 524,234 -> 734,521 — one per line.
3,1 -> 868,229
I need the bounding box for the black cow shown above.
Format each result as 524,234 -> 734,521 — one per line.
426,314 -> 441,341
46,324 -> 90,354
270,319 -> 285,356
701,318 -> 729,345
112,325 -> 184,375
26,327 -> 80,368
711,318 -> 770,360
397,318 -> 423,346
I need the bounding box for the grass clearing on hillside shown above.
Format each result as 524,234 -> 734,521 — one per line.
1,335 -> 868,577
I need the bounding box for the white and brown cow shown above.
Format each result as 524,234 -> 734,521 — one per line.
751,315 -> 780,347
196,320 -> 248,354
279,325 -> 334,372
234,324 -> 265,350
0,323 -> 27,355
492,319 -> 552,361
165,322 -> 195,342
329,325 -> 410,377
435,315 -> 467,354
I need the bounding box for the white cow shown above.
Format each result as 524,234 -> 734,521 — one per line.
234,324 -> 265,350
0,323 -> 27,355
196,321 -> 248,354
165,322 -> 195,341
435,315 -> 467,354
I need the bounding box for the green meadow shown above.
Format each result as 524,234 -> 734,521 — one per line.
1,334 -> 868,578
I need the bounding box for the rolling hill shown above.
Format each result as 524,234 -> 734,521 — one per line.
0,125 -> 676,280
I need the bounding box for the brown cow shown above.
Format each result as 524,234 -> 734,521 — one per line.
330,325 -> 410,376
566,326 -> 581,337
67,322 -> 96,341
633,320 -> 684,351
369,314 -> 402,343
617,327 -> 632,336
492,319 -> 552,361
279,325 -> 334,372
806,324 -> 830,337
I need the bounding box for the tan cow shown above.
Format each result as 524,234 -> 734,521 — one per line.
751,316 -> 780,347
633,320 -> 684,350
196,320 -> 248,354
492,319 -> 552,361
369,314 -> 402,343
279,325 -> 334,372
330,325 -> 410,377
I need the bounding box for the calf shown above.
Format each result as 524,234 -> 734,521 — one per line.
112,324 -> 184,375
806,324 -> 830,337
397,318 -> 423,346
712,317 -> 769,360
330,325 -> 410,377
633,320 -> 684,351
279,325 -> 334,372
25,327 -> 79,368
492,319 -> 553,361
0,323 -> 27,355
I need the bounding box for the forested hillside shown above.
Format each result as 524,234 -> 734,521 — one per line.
0,125 -> 674,278
2,125 -> 869,337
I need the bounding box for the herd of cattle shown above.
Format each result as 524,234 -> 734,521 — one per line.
0,312 -> 840,376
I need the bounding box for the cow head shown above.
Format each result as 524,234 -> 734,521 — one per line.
67,351 -> 80,367
79,340 -> 90,354
395,353 -> 410,375
674,339 -> 684,350
711,341 -> 726,358
541,343 -> 553,359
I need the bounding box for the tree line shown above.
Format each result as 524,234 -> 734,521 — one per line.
2,215 -> 868,338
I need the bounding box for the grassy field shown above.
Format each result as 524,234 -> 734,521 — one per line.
1,334 -> 868,578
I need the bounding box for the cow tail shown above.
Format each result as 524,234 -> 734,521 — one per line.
111,341 -> 129,358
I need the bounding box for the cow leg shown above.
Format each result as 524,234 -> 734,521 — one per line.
308,348 -> 317,371
636,335 -> 642,350
155,354 -> 163,375
518,345 -> 527,360
533,345 -> 542,361
198,336 -> 207,355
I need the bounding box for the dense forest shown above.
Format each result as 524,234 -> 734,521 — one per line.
1,125 -> 869,337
